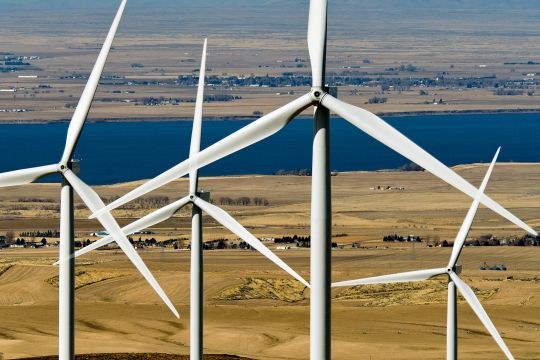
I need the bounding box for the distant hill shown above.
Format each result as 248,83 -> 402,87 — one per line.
3,0 -> 539,39
4,0 -> 540,11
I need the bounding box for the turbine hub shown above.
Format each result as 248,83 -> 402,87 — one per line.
57,163 -> 68,173
310,87 -> 325,103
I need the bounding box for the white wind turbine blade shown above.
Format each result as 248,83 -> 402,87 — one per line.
62,170 -> 180,318
64,234 -> 114,263
189,38 -> 208,194
60,0 -> 127,165
60,195 -> 192,263
321,94 -> 536,236
193,197 -> 310,288
0,164 -> 58,187
332,268 -> 446,288
449,272 -> 515,360
90,94 -> 314,218
448,147 -> 500,268
307,0 -> 328,88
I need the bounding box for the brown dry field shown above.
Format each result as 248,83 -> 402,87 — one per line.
0,164 -> 539,359
19,355 -> 251,360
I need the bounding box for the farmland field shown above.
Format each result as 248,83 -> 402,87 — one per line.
0,163 -> 538,359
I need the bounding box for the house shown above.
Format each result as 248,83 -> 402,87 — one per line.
90,231 -> 109,237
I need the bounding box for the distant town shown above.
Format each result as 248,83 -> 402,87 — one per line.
4,51 -> 540,114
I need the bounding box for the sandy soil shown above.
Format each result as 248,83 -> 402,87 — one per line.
1,162 -> 539,242
0,247 -> 537,359
19,354 -> 251,360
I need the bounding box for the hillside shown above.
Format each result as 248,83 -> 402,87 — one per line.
4,0 -> 540,10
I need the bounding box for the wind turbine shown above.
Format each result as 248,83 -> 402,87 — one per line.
89,1 -> 536,358
332,148 -> 516,360
68,39 -> 309,360
0,1 -> 179,358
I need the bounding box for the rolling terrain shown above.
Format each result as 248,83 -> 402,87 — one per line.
0,164 -> 538,359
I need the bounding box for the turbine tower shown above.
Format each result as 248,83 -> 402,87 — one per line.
0,1 -> 180,359
88,1 -> 536,358
333,148 -> 516,360
307,1 -> 331,358
70,39 -> 309,360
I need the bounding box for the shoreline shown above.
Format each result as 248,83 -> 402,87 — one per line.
2,107 -> 540,125
23,162 -> 540,188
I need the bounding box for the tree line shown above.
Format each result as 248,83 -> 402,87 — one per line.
219,196 -> 269,206
436,234 -> 540,247
140,94 -> 241,106
17,197 -> 55,203
93,69 -> 540,93
19,230 -> 60,238
383,234 -> 423,242
104,195 -> 173,210
274,168 -> 312,176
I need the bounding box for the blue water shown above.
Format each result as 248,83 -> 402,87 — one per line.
0,113 -> 538,185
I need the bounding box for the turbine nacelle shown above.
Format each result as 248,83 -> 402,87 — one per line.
448,265 -> 462,275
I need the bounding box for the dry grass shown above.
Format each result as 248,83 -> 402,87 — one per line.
18,354 -> 252,360
214,278 -> 307,303
0,165 -> 538,359
334,279 -> 498,306
46,270 -> 125,290
0,247 -> 537,359
1,163 -> 540,243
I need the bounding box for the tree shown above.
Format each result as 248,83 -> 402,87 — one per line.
217,240 -> 227,249
399,162 -> 424,171
238,197 -> 251,206
177,238 -> 185,250
367,96 -> 387,104
5,231 -> 15,245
